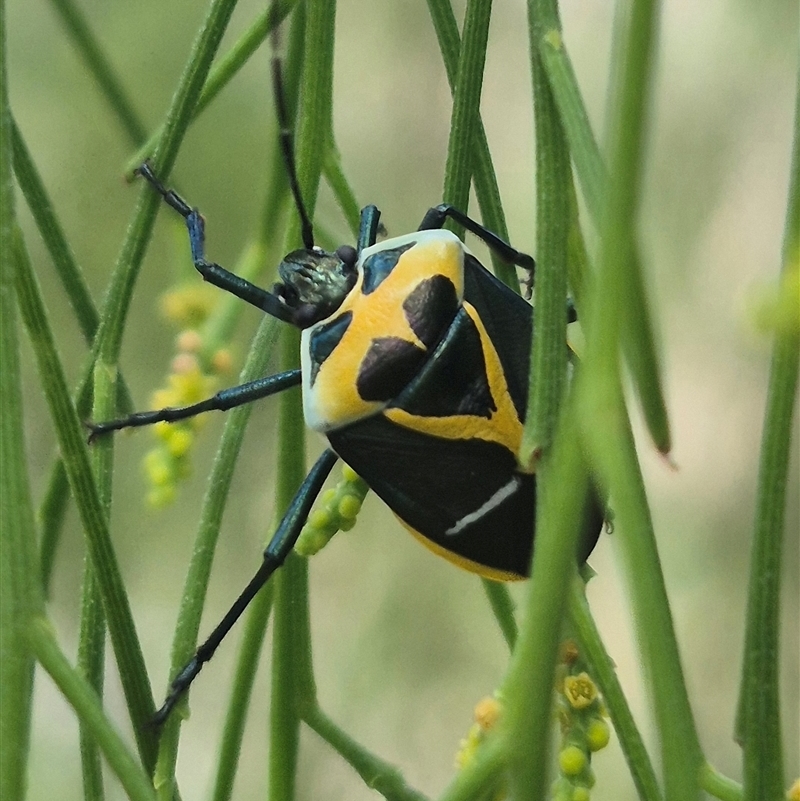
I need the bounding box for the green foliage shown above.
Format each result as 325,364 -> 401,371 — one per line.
2,1 -> 797,800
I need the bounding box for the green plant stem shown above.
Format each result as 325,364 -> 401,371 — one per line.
426,0 -> 516,288
303,705 -> 429,801
441,0 -> 492,230
77,565 -> 107,801
37,334 -> 130,594
200,1 -> 306,356
503,403 -> 591,801
77,355 -> 118,801
124,0 -> 298,177
427,0 -> 528,651
700,764 -> 743,801
12,119 -> 100,342
496,4 -> 578,795
564,179 -> 592,314
94,0 -> 239,371
11,118 -> 136,596
577,0 -> 703,795
152,316 -> 281,801
47,0 -> 147,144
436,734 -> 506,801
480,580 -> 517,650
538,27 -> 670,455
269,329 -> 308,801
267,4 -> 335,799
10,117 -> 134,405
210,584 -> 274,801
0,282 -> 39,801
567,575 -> 662,801
735,78 -> 800,801
26,618 -> 156,801
0,18 -> 42,796
12,226 -> 160,771
521,0 -> 571,463
64,0 -> 238,770
323,139 -> 361,238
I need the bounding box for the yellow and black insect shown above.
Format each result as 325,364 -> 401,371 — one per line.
90,62 -> 603,724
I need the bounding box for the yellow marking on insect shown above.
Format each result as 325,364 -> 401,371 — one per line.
306,234 -> 465,431
401,521 -> 526,582
385,303 -> 526,457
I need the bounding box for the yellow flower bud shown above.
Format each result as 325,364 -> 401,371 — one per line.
558,745 -> 586,776
564,673 -> 597,710
586,718 -> 610,752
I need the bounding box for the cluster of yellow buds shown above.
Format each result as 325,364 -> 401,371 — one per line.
143,283 -> 233,507
551,641 -> 610,801
454,643 -> 609,801
454,695 -> 507,801
456,694 -> 502,769
295,464 -> 369,556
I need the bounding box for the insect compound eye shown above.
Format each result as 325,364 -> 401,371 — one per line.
335,244 -> 358,273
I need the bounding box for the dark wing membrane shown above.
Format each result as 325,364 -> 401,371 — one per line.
328,414 -> 535,577
463,255 -> 532,419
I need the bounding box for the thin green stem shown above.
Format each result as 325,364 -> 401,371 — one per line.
269,4 -> 335,797
429,0 -> 533,659
48,0 -> 147,144
496,3 -> 578,795
567,576 -> 662,801
77,352 -> 118,801
152,316 -> 281,801
520,0 -> 571,463
0,17 -> 42,796
13,226 -> 159,771
11,118 -> 135,405
303,704 -> 429,801
576,1 -> 703,794
480,580 -> 517,651
124,0 -> 298,177
538,27 -> 670,454
441,0 -> 492,230
503,402 -> 591,801
700,764 -> 744,801
94,0 -> 240,371
77,564 -> 107,801
210,584 -> 274,801
12,118 -> 135,597
435,734 -> 506,801
27,618 -> 156,801
323,138 -> 362,239
12,119 -> 99,343
536,31 -> 603,219
426,0 -> 516,288
269,329 -> 308,801
37,332 -> 131,595
735,76 -> 800,801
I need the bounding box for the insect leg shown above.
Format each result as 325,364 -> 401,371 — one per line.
87,369 -> 302,441
151,448 -> 340,726
417,203 -> 535,295
137,162 -> 296,324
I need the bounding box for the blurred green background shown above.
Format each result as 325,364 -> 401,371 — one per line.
7,0 -> 798,799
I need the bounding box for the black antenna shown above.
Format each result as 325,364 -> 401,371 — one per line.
271,54 -> 315,251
